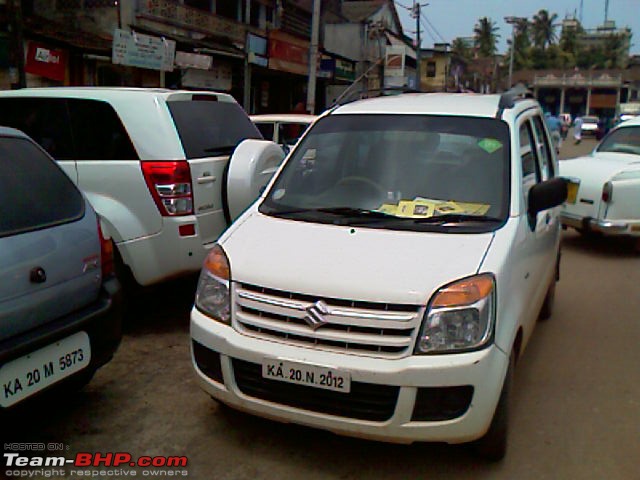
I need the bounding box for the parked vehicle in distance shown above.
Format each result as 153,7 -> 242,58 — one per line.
0,127 -> 122,409
191,89 -> 567,460
250,114 -> 316,152
619,102 -> 640,123
560,116 -> 640,243
559,113 -> 572,126
0,88 -> 283,290
580,115 -> 600,136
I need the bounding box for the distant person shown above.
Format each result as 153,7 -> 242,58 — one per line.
573,115 -> 583,145
545,112 -> 562,153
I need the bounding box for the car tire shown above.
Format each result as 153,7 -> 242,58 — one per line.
538,278 -> 556,321
473,352 -> 514,462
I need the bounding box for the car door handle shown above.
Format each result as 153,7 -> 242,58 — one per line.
196,175 -> 216,184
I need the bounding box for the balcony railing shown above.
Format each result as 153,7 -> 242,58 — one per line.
138,0 -> 247,43
534,73 -> 623,88
55,0 -> 117,8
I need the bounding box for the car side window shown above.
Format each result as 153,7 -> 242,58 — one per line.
519,120 -> 541,196
0,98 -> 75,160
67,99 -> 139,160
531,115 -> 553,180
255,122 -> 275,142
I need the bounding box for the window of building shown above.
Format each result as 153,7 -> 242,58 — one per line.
426,61 -> 436,78
184,0 -> 211,11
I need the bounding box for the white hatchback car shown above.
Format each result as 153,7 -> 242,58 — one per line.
191,90 -> 567,460
560,116 -> 640,241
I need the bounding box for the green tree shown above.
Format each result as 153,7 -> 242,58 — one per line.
474,17 -> 500,57
532,9 -> 558,50
451,37 -> 472,61
513,18 -> 533,70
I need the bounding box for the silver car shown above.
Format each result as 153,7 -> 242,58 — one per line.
0,127 -> 122,409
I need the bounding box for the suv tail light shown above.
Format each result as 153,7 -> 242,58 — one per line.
97,220 -> 115,278
602,182 -> 613,203
141,161 -> 194,216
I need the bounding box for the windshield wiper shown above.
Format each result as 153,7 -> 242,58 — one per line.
408,213 -> 503,224
267,206 -> 395,222
203,145 -> 237,155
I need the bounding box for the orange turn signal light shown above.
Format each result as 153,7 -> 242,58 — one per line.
431,274 -> 494,308
204,245 -> 230,281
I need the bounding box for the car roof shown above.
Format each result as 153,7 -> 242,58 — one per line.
0,87 -> 236,103
330,93 -> 539,119
0,126 -> 30,138
250,114 -> 317,123
617,116 -> 640,127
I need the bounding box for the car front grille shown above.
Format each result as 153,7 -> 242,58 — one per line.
233,283 -> 423,358
232,359 -> 399,421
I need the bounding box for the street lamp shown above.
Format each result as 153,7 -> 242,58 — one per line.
504,16 -> 527,89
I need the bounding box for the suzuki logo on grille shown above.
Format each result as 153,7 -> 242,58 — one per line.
304,300 -> 330,330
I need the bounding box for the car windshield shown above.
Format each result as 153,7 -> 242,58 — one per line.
597,126 -> 640,155
260,114 -> 510,232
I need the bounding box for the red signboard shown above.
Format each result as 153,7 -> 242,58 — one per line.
25,42 -> 67,82
268,31 -> 310,76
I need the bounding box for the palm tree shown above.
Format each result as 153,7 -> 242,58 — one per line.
474,17 -> 500,57
532,9 -> 558,50
451,37 -> 472,60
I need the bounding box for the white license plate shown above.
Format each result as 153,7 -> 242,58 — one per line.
0,332 -> 91,407
262,359 -> 351,393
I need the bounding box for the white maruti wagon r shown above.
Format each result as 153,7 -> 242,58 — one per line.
190,89 -> 568,460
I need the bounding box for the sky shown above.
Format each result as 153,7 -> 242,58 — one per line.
396,0 -> 640,54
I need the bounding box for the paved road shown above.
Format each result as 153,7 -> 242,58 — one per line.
3,136 -> 639,479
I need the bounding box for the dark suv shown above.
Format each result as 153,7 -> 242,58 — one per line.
0,127 -> 122,409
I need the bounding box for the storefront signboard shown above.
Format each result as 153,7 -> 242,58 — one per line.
112,29 -> 175,72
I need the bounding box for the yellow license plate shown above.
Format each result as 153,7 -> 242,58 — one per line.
566,181 -> 579,204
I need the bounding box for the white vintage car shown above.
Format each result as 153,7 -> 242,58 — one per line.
560,116 -> 640,239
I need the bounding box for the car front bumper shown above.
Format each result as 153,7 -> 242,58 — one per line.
191,308 -> 509,445
561,212 -> 640,236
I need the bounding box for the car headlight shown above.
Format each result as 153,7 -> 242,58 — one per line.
415,274 -> 495,354
195,244 -> 231,324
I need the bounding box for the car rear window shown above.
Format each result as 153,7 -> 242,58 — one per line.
167,98 -> 262,159
0,136 -> 84,238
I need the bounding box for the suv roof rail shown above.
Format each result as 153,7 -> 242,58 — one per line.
330,86 -> 423,109
496,85 -> 535,117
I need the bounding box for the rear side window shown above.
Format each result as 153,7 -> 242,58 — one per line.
167,98 -> 262,158
68,99 -> 139,160
0,98 -> 74,160
255,122 -> 275,141
0,137 -> 84,237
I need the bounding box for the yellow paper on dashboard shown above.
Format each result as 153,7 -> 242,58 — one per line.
397,200 -> 436,218
452,202 -> 491,215
378,203 -> 400,215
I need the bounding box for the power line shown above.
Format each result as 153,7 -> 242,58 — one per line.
420,18 -> 438,43
421,12 -> 446,43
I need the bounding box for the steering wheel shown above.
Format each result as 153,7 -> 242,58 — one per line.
335,176 -> 386,197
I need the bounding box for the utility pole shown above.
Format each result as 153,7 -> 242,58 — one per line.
411,2 -> 428,90
243,0 -> 251,112
306,0 -> 321,114
8,0 -> 26,89
504,16 -> 526,90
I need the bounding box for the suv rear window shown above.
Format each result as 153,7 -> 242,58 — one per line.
0,136 -> 84,237
167,98 -> 262,159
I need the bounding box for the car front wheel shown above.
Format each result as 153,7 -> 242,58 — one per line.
473,352 -> 514,461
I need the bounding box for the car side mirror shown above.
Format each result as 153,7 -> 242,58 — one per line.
226,139 -> 285,222
528,177 -> 568,218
